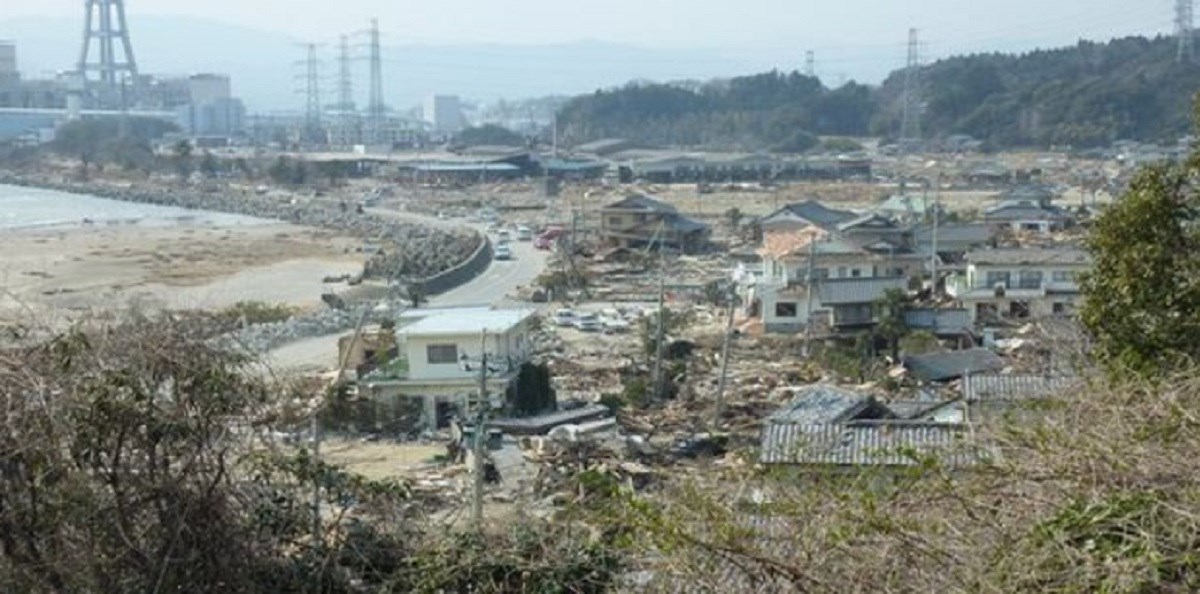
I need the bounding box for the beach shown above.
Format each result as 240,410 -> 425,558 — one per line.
0,185 -> 366,324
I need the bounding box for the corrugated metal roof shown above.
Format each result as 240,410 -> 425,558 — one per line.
767,384 -> 890,424
903,348 -> 1005,382
962,373 -> 1077,401
817,276 -> 908,305
760,421 -> 976,467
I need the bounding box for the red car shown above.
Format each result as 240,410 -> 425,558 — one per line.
534,227 -> 565,250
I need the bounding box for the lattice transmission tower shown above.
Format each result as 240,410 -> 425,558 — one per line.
300,43 -> 324,145
78,0 -> 139,105
899,28 -> 923,149
1178,0 -> 1195,63
366,18 -> 387,144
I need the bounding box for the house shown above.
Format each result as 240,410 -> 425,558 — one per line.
982,185 -> 1073,234
761,276 -> 909,333
598,194 -> 710,253
759,200 -> 857,232
913,223 -> 995,264
360,307 -> 537,430
903,348 -> 1005,383
875,193 -> 940,222
945,248 -> 1091,324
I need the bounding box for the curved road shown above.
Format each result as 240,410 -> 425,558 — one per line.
267,209 -> 549,372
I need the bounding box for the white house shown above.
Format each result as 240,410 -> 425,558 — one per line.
945,248 -> 1090,324
360,307 -> 537,429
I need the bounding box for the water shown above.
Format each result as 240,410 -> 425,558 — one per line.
0,184 -> 272,231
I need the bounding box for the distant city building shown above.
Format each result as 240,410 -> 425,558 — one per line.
0,41 -> 18,83
176,97 -> 246,137
424,95 -> 465,134
187,73 -> 231,104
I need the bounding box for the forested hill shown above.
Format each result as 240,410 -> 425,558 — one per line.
556,35 -> 1200,150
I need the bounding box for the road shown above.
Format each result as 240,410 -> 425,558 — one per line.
265,210 -> 550,372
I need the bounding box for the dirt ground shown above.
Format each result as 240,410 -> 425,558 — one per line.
0,222 -> 364,324
320,439 -> 445,480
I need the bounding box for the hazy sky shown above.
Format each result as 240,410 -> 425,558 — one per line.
4,0 -> 1172,60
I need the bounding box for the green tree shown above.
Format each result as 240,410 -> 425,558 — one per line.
172,140 -> 194,178
875,288 -> 910,360
52,119 -> 107,175
1080,153 -> 1200,377
199,151 -> 219,178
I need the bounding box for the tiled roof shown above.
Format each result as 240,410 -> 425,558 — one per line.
962,373 -> 1077,401
965,248 -> 1089,266
816,276 -> 908,305
760,421 -> 977,467
765,200 -> 857,230
903,348 -> 1005,382
604,193 -> 677,213
914,223 -> 994,245
768,384 -> 893,424
983,204 -> 1071,221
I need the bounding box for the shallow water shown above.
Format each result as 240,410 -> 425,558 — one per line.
0,184 -> 272,231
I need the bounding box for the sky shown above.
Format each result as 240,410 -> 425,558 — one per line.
3,0 -> 1173,62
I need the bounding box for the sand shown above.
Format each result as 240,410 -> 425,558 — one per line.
0,221 -> 365,325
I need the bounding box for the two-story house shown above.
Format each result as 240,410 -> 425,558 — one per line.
982,185 -> 1074,234
598,194 -> 710,253
945,248 -> 1091,324
360,307 -> 537,430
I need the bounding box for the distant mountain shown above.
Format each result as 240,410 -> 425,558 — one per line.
558,35 -> 1200,150
0,16 -> 770,111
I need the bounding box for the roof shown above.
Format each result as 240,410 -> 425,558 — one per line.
816,276 -> 908,305
962,373 -> 1078,401
488,404 -> 612,435
399,307 -> 536,337
760,421 -> 978,467
411,162 -> 521,173
878,193 -> 937,214
904,348 -> 1005,382
914,223 -> 994,246
768,384 -> 893,425
965,248 -> 1090,266
887,399 -> 961,420
995,184 -> 1059,202
762,200 -> 857,230
541,158 -> 607,172
904,308 -> 972,335
837,211 -> 901,232
603,193 -> 677,213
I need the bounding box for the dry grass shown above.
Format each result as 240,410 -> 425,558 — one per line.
320,439 -> 444,480
615,370 -> 1200,593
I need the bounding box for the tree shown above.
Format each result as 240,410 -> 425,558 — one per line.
199,151 -> 219,178
52,119 -> 107,175
1079,152 -> 1200,377
875,288 -> 910,360
453,124 -> 526,147
172,140 -> 194,179
267,156 -> 292,185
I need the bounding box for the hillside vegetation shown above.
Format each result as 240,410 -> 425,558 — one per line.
558,35 -> 1200,150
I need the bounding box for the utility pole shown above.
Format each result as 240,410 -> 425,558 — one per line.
469,330 -> 491,530
1179,0 -> 1196,64
366,18 -> 386,145
930,172 -> 941,295
802,233 -> 818,357
804,50 -> 815,78
713,285 -> 737,428
652,223 -> 667,401
900,28 -> 922,150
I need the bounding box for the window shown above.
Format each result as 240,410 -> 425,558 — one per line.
814,268 -> 830,279
775,302 -> 798,318
426,344 -> 459,364
985,271 -> 1011,288
607,216 -> 623,227
1018,270 -> 1043,290
1052,270 -> 1075,283
837,267 -> 847,278
1052,302 -> 1067,315
851,269 -> 862,278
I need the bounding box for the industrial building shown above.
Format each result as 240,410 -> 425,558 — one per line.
424,95 -> 466,135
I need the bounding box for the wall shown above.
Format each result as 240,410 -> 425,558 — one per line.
416,234 -> 492,296
405,324 -> 530,381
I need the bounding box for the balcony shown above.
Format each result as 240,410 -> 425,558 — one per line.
945,275 -> 1048,300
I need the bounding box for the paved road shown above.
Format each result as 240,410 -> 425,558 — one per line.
266,211 -> 549,372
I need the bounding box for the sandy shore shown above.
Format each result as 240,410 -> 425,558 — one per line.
0,221 -> 365,325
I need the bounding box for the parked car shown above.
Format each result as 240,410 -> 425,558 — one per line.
601,316 -> 630,334
516,226 -> 533,241
552,309 -> 576,327
496,230 -> 512,244
534,236 -> 554,250
494,244 -> 512,260
574,312 -> 602,332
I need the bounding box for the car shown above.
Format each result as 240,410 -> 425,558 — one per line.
601,316 -> 630,334
574,312 -> 602,332
494,244 -> 512,260
496,230 -> 512,244
552,309 -> 576,327
533,236 -> 554,250
516,226 -> 533,241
